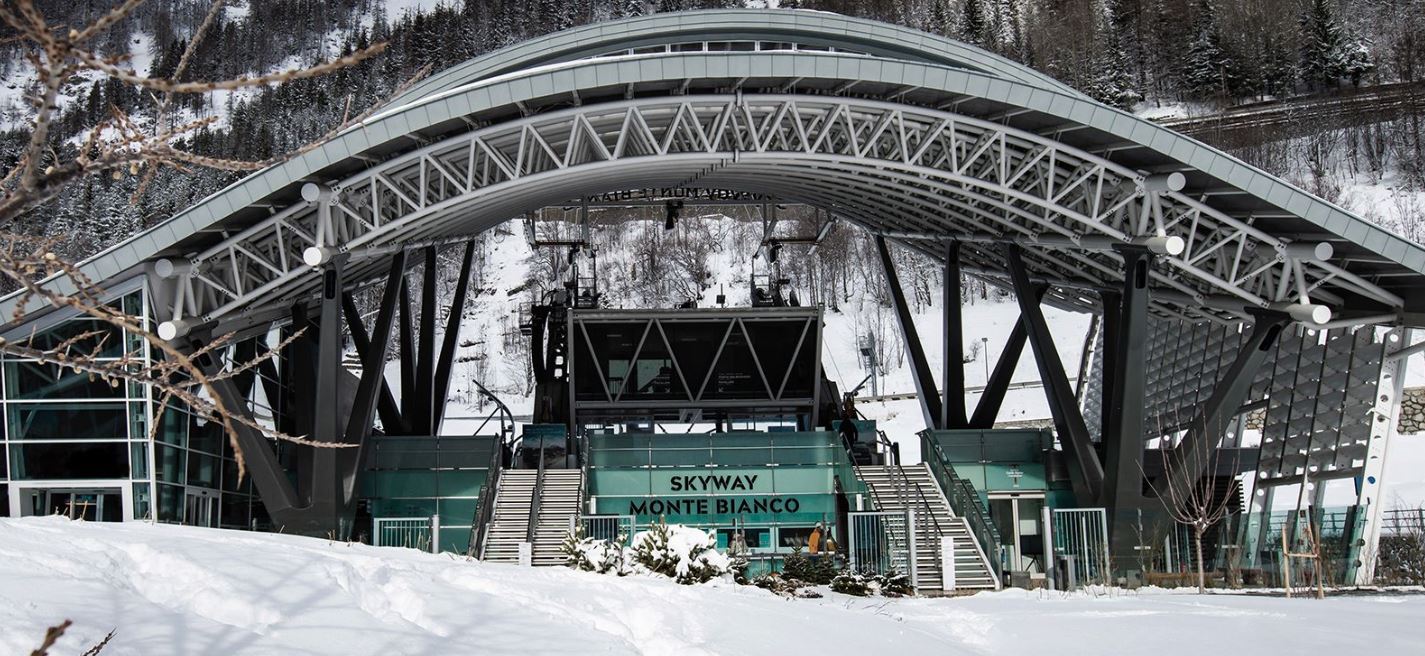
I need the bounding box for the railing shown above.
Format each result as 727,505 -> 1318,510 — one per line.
374,516 -> 439,553
848,511 -> 913,575
923,436 -> 1004,585
581,514 -> 636,544
468,440 -> 504,558
527,432 -> 547,545
1050,508 -> 1112,588
1382,507 -> 1425,536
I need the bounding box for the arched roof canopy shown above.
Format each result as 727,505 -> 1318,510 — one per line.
8,10 -> 1425,337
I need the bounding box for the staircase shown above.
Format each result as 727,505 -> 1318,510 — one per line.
532,469 -> 584,566
480,469 -> 584,566
857,464 -> 999,591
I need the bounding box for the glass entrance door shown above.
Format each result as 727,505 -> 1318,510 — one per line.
988,493 -> 1046,574
184,489 -> 217,527
41,489 -> 122,522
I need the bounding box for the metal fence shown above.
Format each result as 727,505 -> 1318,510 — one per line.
1050,508 -> 1111,588
1382,508 -> 1425,536
581,514 -> 636,544
373,516 -> 439,553
847,511 -> 914,580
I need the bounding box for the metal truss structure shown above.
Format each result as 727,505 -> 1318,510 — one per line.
8,9 -> 1425,580
151,95 -> 1395,338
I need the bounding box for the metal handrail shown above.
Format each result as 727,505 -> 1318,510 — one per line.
923,436 -> 1004,584
469,441 -> 503,557
880,429 -> 945,539
526,433 -> 547,544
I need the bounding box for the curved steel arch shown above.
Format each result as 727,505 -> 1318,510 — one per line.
154,92 -> 1393,336
389,9 -> 1087,106
7,22 -> 1424,334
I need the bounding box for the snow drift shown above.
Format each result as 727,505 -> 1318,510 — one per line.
2,517 -> 1424,655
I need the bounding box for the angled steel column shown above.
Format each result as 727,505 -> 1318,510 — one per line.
1156,315 -> 1287,504
1005,245 -> 1103,504
342,293 -> 405,435
942,241 -> 968,429
1097,290 -> 1121,441
188,342 -> 302,523
399,281 -> 416,429
311,256 -> 346,532
288,303 -> 316,501
414,246 -> 439,434
432,240 -> 476,433
874,236 -> 943,430
968,286 -> 1044,429
339,252 -> 406,521
1101,248 -> 1154,566
344,252 -> 406,446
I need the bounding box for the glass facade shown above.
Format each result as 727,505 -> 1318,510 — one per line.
3,289 -> 150,521
1,286 -> 263,530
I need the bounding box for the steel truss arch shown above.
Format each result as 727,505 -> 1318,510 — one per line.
153,94 -> 1393,334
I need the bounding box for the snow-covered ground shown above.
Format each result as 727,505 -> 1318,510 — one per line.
1,517 -> 1422,656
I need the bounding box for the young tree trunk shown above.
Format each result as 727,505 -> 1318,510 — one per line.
1195,526 -> 1206,594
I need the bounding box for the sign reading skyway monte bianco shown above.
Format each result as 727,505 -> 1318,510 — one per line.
625,472 -> 804,516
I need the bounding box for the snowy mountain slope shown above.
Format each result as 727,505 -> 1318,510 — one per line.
2,517 -> 1423,656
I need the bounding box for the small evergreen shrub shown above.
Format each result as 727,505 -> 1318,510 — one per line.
781,548 -> 837,584
830,571 -> 873,596
629,521 -> 733,584
874,571 -> 914,597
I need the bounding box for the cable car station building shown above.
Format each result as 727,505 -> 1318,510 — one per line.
5,10 -> 1424,591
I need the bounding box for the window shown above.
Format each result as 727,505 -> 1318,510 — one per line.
6,403 -> 128,440
9,442 -> 128,480
4,361 -> 127,400
779,526 -> 815,548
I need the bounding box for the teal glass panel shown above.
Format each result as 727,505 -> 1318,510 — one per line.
156,483 -> 183,522
187,451 -> 220,489
4,361 -> 126,400
130,442 -> 149,478
7,402 -> 127,439
156,444 -> 185,483
132,482 -> 151,520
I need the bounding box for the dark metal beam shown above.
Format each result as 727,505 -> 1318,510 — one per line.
875,236 -> 943,430
311,257 -> 346,529
1005,245 -> 1103,504
432,241 -> 476,433
969,287 -> 1044,429
942,241 -> 968,429
399,280 -> 416,430
1156,315 -> 1287,502
342,293 -> 406,436
416,246 -> 439,434
1102,249 -> 1153,559
1098,290 -> 1121,441
190,346 -> 301,520
344,251 -> 406,445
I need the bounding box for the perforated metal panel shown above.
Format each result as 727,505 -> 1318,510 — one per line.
1080,317 -> 1388,485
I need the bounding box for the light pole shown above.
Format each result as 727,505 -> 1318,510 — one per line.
981,337 -> 990,383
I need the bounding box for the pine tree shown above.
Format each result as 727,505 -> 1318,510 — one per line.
1182,0 -> 1239,99
1300,0 -> 1347,90
1086,0 -> 1142,110
959,0 -> 988,47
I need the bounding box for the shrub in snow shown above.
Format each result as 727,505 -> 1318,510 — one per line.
781,548 -> 837,585
752,573 -> 822,598
630,522 -> 732,584
561,528 -> 628,575
829,571 -> 873,597
873,571 -> 914,597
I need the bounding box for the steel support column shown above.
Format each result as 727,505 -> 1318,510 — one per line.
311,256 -> 346,531
1101,247 -> 1154,567
942,241 -> 968,429
1006,245 -> 1103,504
399,281 -> 416,429
342,293 -> 405,435
875,236 -> 943,430
968,286 -> 1046,429
432,241 -> 476,433
415,246 -> 439,434
343,251 -> 407,446
1156,315 -> 1287,505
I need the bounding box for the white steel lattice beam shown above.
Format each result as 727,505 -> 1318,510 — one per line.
152,95 -> 1396,334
